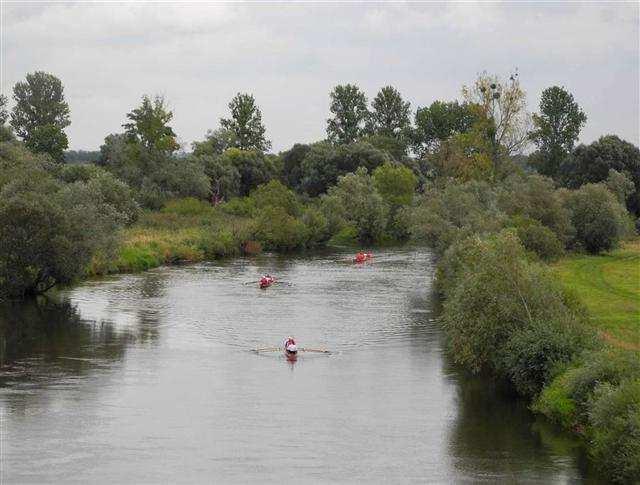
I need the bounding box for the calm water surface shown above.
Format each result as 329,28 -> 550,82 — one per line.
0,249 -> 599,483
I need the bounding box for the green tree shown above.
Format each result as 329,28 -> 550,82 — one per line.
562,135 -> 640,215
367,86 -> 410,138
123,95 -> 179,154
220,93 -> 271,152
0,144 -> 127,297
372,162 -> 417,207
25,124 -> 68,163
327,84 -> 368,144
217,148 -> 277,196
298,141 -> 390,196
10,71 -> 70,140
413,100 -> 477,156
530,86 -> 587,178
280,143 -> 312,190
199,154 -> 240,202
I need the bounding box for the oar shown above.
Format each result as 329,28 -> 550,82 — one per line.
273,281 -> 293,286
243,280 -> 260,285
300,348 -> 331,354
252,347 -> 281,352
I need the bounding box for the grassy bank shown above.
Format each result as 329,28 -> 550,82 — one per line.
553,240 -> 640,350
88,199 -> 253,275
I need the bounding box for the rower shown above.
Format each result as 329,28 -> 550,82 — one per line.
283,337 -> 297,354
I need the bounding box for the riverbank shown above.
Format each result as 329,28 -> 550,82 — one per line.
553,240 -> 640,350
86,196 -> 369,278
430,226 -> 639,483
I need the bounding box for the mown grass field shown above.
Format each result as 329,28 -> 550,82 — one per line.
554,240 -> 640,350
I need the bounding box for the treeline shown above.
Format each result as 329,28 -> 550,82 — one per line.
1,70 -> 639,294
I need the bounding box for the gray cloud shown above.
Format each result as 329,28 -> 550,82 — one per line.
2,1 -> 638,151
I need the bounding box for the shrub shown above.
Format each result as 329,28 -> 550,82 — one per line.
498,174 -> 574,244
322,167 -> 388,244
372,162 -> 417,207
254,206 -> 307,251
589,379 -> 640,483
499,319 -> 592,397
411,180 -> 504,254
435,234 -> 485,296
565,183 -> 631,253
220,196 -> 256,217
442,230 -> 585,373
535,350 -> 640,427
301,206 -> 330,246
328,225 -> 358,246
0,182 -> 123,297
512,218 -> 564,261
250,180 -> 301,216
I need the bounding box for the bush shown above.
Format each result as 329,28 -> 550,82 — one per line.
372,162 -> 417,207
220,196 -> 256,217
535,350 -> 640,427
499,319 -> 592,397
254,206 -> 308,251
435,234 -> 485,296
301,206 -> 330,246
328,225 -> 358,246
566,183 -> 632,253
498,174 -> 574,245
322,167 -> 388,244
411,180 -> 505,254
250,180 -> 301,216
442,230 -> 585,373
513,218 -> 564,261
0,182 -> 123,297
589,378 -> 640,483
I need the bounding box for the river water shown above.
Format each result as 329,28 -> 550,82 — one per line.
0,249 -> 599,483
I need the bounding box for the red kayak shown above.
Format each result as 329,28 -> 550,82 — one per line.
259,275 -> 275,289
354,252 -> 373,263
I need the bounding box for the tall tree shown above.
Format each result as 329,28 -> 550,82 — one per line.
367,86 -> 410,137
462,72 -> 531,171
220,93 -> 271,152
10,71 -> 71,159
529,86 -> 587,178
123,95 -> 179,154
326,84 -> 368,144
10,72 -> 71,138
25,124 -> 69,163
412,100 -> 477,157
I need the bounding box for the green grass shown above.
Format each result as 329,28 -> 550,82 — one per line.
554,240 -> 640,350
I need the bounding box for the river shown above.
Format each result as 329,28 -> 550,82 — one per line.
0,248 -> 599,483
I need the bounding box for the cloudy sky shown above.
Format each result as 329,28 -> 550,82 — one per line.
2,1 -> 638,152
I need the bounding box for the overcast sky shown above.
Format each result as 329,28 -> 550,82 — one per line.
2,1 -> 638,152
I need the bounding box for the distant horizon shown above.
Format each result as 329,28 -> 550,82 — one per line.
3,2 -> 639,152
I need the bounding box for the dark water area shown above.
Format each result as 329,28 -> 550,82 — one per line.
0,249 -> 601,483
